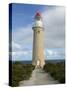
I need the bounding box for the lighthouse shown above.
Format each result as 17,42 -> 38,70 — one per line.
32,12 -> 45,68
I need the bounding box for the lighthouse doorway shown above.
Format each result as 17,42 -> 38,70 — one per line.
36,59 -> 41,68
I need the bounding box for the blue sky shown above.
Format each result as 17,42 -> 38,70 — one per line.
10,3 -> 65,61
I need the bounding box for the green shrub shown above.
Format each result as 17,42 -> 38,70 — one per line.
43,62 -> 65,83
11,62 -> 35,87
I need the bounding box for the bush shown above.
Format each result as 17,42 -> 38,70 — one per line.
43,62 -> 65,83
11,62 -> 35,87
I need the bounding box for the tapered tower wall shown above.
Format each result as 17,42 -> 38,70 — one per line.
32,27 -> 45,68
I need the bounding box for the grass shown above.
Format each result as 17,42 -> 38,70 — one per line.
11,62 -> 35,87
43,61 -> 65,83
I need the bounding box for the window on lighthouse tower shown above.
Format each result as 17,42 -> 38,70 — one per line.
38,30 -> 40,33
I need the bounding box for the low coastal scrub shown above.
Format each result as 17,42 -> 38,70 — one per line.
43,62 -> 65,83
12,62 -> 35,87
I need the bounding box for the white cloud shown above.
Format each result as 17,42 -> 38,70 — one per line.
12,24 -> 33,45
47,49 -> 53,56
12,24 -> 33,52
45,48 -> 65,59
42,6 -> 65,48
12,41 -> 21,49
12,50 -> 32,60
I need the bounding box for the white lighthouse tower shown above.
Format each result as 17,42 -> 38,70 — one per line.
32,12 -> 45,68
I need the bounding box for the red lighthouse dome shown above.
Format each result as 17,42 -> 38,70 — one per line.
35,12 -> 41,20
35,12 -> 41,17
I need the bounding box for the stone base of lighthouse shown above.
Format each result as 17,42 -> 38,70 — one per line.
32,60 -> 45,69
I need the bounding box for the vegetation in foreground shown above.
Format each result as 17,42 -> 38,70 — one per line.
11,62 -> 35,87
43,62 -> 65,83
10,61 -> 65,86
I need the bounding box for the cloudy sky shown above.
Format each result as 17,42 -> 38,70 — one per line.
10,3 -> 65,61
